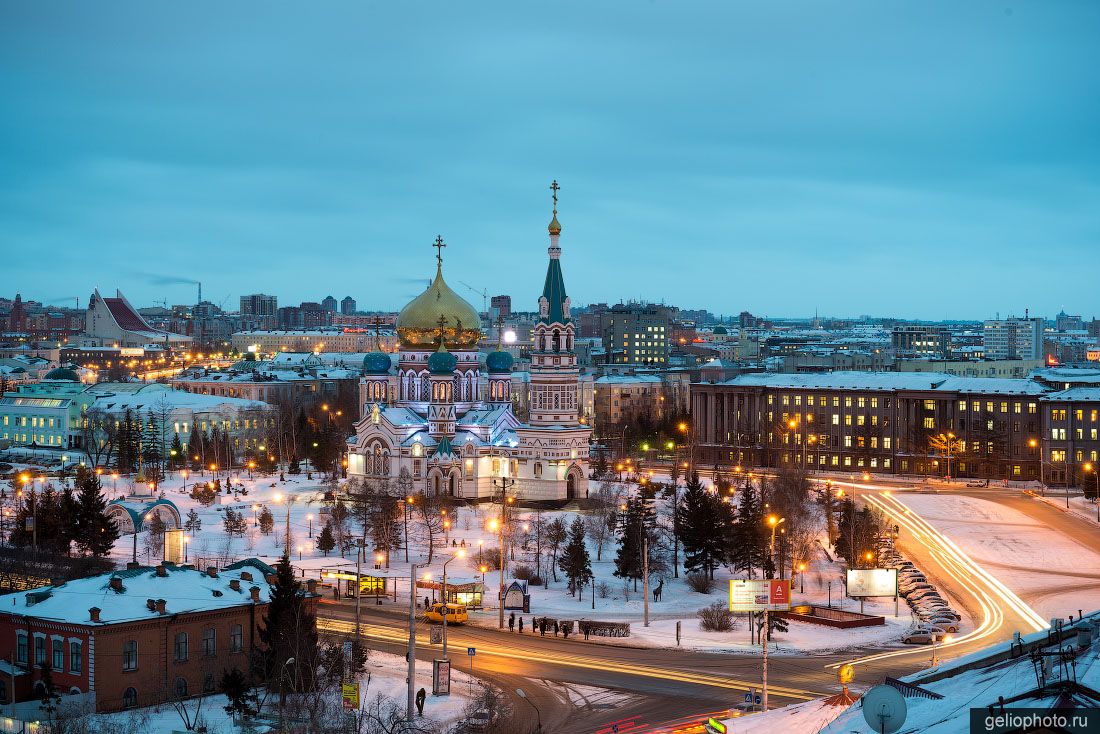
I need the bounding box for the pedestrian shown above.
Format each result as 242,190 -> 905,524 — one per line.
582,622 -> 590,641
553,620 -> 559,636
424,596 -> 430,610
332,585 -> 340,601
539,619 -> 546,637
519,617 -> 524,633
415,687 -> 426,716
509,612 -> 515,632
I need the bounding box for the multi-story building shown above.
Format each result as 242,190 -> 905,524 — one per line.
983,316 -> 1044,360
1040,388 -> 1100,486
0,560 -> 308,713
239,294 -> 277,318
490,295 -> 511,319
593,372 -> 690,431
81,289 -> 191,349
321,296 -> 338,313
891,324 -> 950,357
231,328 -> 399,355
692,371 -> 1062,482
1056,311 -> 1084,332
600,303 -> 672,365
170,363 -> 358,406
340,296 -> 357,315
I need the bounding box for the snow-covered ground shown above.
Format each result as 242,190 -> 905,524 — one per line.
899,492 -> 1100,620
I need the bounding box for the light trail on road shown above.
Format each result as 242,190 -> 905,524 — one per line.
828,490 -> 1047,671
317,616 -> 826,702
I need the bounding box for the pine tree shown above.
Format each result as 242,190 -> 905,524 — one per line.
220,667 -> 259,721
729,483 -> 766,577
613,498 -> 645,586
258,554 -> 318,695
259,506 -> 275,535
223,508 -> 246,537
558,516 -> 592,597
72,466 -> 119,556
545,517 -> 567,583
184,508 -> 202,532
169,433 -> 184,469
116,409 -> 137,473
58,487 -> 80,553
186,424 -> 204,469
678,471 -> 733,579
316,522 -> 336,556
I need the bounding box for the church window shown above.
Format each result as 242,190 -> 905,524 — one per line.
533,462 -> 543,478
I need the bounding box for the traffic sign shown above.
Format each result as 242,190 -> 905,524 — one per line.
467,647 -> 476,657
744,692 -> 752,703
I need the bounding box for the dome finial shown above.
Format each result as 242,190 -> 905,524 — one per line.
548,180 -> 561,235
433,234 -> 446,268
436,314 -> 449,351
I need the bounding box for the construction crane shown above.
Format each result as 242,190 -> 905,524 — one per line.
48,297 -> 80,309
460,281 -> 489,315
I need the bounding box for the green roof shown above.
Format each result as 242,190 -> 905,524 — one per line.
540,256 -> 570,325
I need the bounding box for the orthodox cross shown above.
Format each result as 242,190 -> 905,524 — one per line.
495,314 -> 505,349
372,315 -> 382,350
433,235 -> 446,267
550,180 -> 559,213
436,314 -> 449,346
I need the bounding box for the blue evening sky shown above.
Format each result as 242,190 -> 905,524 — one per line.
2,2 -> 1097,320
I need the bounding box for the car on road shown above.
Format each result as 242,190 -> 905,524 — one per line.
425,602 -> 469,625
903,626 -> 948,644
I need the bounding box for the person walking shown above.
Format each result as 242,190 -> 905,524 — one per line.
415,687 -> 426,716
518,617 -> 524,633
508,612 -> 515,632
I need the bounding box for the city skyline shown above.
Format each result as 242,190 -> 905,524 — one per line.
4,2 -> 1098,318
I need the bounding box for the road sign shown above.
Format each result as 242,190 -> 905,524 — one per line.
467,647 -> 476,657
729,579 -> 791,612
744,692 -> 752,703
430,627 -> 442,645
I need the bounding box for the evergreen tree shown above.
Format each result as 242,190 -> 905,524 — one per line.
116,409 -> 137,473
756,610 -> 789,641
58,487 -> 80,553
316,522 -> 336,556
729,483 -> 766,577
613,498 -> 646,586
593,451 -> 609,479
258,554 -> 318,696
678,471 -> 733,579
169,433 -> 184,469
558,516 -> 593,597
545,517 -> 567,583
223,508 -> 247,537
186,424 -> 204,469
183,508 -> 202,532
220,667 -> 259,721
259,506 -> 275,535
72,466 -> 119,556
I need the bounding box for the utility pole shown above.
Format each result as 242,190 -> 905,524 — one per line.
642,534 -> 650,627
406,563 -> 419,723
355,539 -> 364,642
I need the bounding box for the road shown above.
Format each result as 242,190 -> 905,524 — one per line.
316,481 -> 1093,733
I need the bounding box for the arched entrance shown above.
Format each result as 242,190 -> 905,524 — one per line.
566,473 -> 576,500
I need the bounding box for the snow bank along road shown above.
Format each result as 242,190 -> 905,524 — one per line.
834,483 -> 1049,675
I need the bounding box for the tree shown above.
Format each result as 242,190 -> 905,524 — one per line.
544,517 -> 567,583
756,610 -> 789,642
190,482 -> 217,506
558,517 -> 592,597
220,667 -> 260,722
184,508 -> 202,532
259,506 -> 275,535
69,467 -> 120,556
678,471 -> 733,579
223,508 -> 247,537
145,513 -> 167,559
729,482 -> 766,577
316,522 -> 336,556
258,554 -> 318,700
169,433 -> 185,469
613,498 -> 648,588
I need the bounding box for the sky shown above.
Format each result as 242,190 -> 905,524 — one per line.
2,1 -> 1098,321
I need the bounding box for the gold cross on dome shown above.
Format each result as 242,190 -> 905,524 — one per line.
433,235 -> 446,267
436,314 -> 449,344
550,180 -> 559,212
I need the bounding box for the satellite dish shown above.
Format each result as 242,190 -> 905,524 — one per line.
861,684 -> 907,734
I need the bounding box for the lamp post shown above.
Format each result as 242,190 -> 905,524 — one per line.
306,513 -> 314,538
763,514 -> 785,713
515,688 -> 542,733
488,518 -> 505,629
402,496 -> 413,563
406,563 -> 420,723
1084,462 -> 1099,521
181,469 -> 188,493
442,549 -> 466,663
492,475 -> 515,629
247,461 -> 255,480
797,562 -> 807,594
1029,439 -> 1046,496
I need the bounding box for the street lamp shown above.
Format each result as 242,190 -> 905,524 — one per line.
515,688 -> 542,732
1085,462 -> 1099,521
441,548 -> 466,663
797,562 -> 807,594
306,513 -> 314,538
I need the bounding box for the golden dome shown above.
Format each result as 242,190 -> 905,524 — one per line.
548,212 -> 561,235
396,263 -> 482,349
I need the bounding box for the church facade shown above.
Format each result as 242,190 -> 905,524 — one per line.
347,186 -> 590,502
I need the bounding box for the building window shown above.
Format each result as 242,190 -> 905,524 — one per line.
123,640 -> 138,671
175,677 -> 188,699
52,639 -> 64,671
34,635 -> 45,666
174,632 -> 188,661
203,628 -> 216,657
230,624 -> 243,653
16,632 -> 27,665
203,674 -> 216,694
123,687 -> 137,709
69,641 -> 82,674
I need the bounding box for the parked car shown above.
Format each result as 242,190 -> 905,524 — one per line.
925,618 -> 960,633
902,630 -> 937,644
905,587 -> 939,600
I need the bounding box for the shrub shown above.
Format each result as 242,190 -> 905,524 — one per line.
686,572 -> 715,594
597,581 -> 611,599
698,601 -> 735,632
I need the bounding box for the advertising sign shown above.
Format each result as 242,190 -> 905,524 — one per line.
341,682 -> 359,710
729,579 -> 791,612
846,568 -> 898,598
432,659 -> 451,696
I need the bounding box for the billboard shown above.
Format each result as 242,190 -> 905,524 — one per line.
729,579 -> 791,612
846,568 -> 898,598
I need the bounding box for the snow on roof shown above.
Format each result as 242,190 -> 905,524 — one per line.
719,371 -> 1049,395
94,388 -> 268,412
0,564 -> 273,625
821,612 -> 1100,734
1040,387 -> 1100,402
594,374 -> 664,384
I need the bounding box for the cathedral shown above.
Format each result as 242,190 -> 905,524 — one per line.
347,184 -> 591,501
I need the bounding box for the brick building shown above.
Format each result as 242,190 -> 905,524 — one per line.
0,560 -> 312,713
